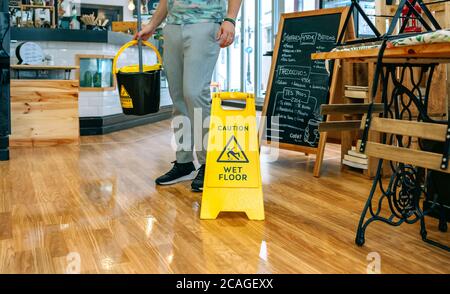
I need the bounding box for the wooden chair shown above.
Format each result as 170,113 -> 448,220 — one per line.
357,115 -> 450,175
319,103 -> 384,177
319,103 -> 384,132
356,115 -> 450,252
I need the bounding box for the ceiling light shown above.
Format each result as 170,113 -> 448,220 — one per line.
128,0 -> 135,11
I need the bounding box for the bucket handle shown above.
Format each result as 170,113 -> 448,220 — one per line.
113,40 -> 163,74
213,92 -> 254,101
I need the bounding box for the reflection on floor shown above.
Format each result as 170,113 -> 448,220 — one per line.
0,120 -> 449,274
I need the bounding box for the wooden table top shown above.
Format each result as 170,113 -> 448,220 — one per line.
11,65 -> 79,70
312,42 -> 450,63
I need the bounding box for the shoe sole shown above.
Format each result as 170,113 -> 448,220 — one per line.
156,171 -> 197,186
191,187 -> 203,192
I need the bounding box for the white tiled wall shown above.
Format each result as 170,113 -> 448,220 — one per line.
78,90 -> 123,118
11,40 -> 172,117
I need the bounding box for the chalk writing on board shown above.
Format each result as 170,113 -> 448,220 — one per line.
265,13 -> 342,148
277,66 -> 311,80
270,86 -> 320,146
317,33 -> 336,43
300,32 -> 318,45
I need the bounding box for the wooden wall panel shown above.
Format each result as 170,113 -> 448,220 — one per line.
112,22 -> 137,35
10,80 -> 80,147
375,0 -> 449,118
426,1 -> 449,117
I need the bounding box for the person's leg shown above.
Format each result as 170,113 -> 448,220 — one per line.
155,25 -> 196,185
181,23 -> 221,191
182,23 -> 221,165
163,24 -> 194,164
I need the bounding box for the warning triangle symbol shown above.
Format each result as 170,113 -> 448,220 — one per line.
120,85 -> 130,98
217,136 -> 249,163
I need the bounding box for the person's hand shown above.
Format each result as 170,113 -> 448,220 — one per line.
216,21 -> 235,48
134,24 -> 156,41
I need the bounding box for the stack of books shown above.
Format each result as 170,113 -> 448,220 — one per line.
345,85 -> 369,101
342,148 -> 368,170
342,85 -> 371,172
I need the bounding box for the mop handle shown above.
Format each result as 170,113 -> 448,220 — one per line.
137,0 -> 143,73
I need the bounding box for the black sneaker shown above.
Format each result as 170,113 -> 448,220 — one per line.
191,165 -> 205,192
155,161 -> 196,186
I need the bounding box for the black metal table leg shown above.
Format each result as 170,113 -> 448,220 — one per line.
0,134 -> 8,161
355,62 -> 450,252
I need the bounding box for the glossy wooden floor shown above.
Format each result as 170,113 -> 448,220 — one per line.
0,120 -> 449,274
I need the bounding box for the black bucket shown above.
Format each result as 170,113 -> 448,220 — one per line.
116,70 -> 161,116
113,40 -> 163,116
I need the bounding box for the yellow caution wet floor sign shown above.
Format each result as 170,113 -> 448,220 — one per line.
201,92 -> 264,220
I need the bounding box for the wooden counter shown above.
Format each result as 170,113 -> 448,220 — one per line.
10,79 -> 80,147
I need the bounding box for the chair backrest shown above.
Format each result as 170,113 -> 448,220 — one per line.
318,103 -> 384,132
358,115 -> 450,174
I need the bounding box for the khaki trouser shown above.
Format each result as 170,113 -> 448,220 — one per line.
163,23 -> 221,165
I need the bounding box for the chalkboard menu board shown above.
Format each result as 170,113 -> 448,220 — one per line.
262,10 -> 346,149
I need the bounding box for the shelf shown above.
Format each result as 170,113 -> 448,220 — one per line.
20,5 -> 54,10
11,65 -> 78,80
11,28 -> 133,45
11,65 -> 79,70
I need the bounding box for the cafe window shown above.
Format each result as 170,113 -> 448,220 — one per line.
320,0 -> 376,37
284,0 -> 304,13
243,0 -> 256,93
229,10 -> 243,92
257,0 -> 274,99
213,10 -> 242,93
213,0 -> 317,104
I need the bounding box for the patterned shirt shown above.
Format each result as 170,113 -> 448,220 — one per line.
166,0 -> 227,25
